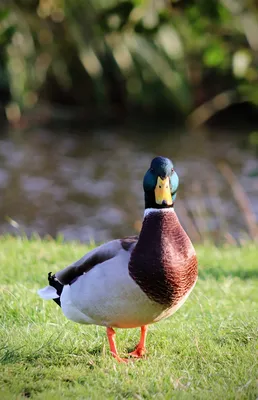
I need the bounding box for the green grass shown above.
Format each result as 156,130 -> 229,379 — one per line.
0,236 -> 257,399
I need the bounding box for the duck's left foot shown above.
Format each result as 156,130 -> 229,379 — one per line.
128,325 -> 148,358
128,346 -> 147,358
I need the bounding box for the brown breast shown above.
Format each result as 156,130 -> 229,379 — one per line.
128,210 -> 198,307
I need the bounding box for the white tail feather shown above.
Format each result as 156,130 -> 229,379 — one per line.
38,286 -> 59,300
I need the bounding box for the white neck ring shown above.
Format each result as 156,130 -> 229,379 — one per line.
144,208 -> 175,217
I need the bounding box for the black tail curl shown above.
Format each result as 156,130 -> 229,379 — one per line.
48,272 -> 64,307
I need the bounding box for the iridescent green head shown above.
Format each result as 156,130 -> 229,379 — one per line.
143,156 -> 179,209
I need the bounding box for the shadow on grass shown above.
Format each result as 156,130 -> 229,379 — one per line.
86,346 -> 103,356
199,267 -> 258,280
0,345 -> 29,365
0,346 -> 48,365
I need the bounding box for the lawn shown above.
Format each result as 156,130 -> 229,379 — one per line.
0,237 -> 257,399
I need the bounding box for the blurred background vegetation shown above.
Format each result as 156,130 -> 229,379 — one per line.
0,0 -> 258,127
0,0 -> 257,244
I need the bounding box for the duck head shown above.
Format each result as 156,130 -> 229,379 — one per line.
143,156 -> 179,209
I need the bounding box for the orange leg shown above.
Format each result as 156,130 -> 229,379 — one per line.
129,325 -> 148,358
106,327 -> 128,363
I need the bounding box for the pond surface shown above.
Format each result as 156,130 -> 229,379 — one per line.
0,125 -> 257,243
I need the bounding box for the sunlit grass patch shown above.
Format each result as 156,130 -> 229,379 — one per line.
0,237 -> 257,399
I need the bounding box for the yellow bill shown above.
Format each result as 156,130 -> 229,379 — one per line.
154,176 -> 172,205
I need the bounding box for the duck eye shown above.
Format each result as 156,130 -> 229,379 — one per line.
171,168 -> 174,174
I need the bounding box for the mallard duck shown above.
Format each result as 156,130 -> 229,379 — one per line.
38,156 -> 198,362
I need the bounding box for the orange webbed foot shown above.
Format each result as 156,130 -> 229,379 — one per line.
107,325 -> 148,363
107,327 -> 130,363
128,346 -> 147,358
111,353 -> 129,363
128,325 -> 148,358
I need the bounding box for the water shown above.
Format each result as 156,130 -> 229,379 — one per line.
0,126 -> 257,243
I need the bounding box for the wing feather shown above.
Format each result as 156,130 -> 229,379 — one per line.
55,240 -> 122,285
